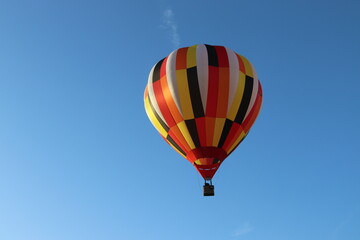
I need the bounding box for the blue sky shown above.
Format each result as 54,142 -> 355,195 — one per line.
0,0 -> 359,239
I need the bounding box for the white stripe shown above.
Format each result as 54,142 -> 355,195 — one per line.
226,47 -> 240,115
147,64 -> 166,123
244,62 -> 259,119
165,49 -> 182,115
196,44 -> 209,112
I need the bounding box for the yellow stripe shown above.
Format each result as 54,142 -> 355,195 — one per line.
227,131 -> 246,154
240,55 -> 253,78
212,118 -> 226,146
176,69 -> 194,119
144,96 -> 167,137
177,121 -> 195,149
186,45 -> 197,68
227,72 -> 246,120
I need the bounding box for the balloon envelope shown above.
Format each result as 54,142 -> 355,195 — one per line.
144,44 -> 262,179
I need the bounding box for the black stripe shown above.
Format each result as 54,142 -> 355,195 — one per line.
148,96 -> 170,133
217,119 -> 233,148
185,119 -> 200,147
152,58 -> 165,83
234,75 -> 254,124
187,67 -> 205,118
166,135 -> 187,156
205,45 -> 218,66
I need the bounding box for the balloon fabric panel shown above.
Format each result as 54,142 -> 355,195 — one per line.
144,44 -> 262,179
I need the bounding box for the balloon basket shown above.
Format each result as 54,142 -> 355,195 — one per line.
203,180 -> 215,196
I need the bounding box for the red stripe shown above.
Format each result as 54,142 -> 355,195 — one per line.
186,151 -> 197,162
206,66 -> 219,117
216,46 -> 230,117
153,81 -> 176,127
191,148 -> 204,159
195,117 -> 207,146
201,147 -> 214,162
160,57 -> 168,78
215,46 -> 229,67
189,147 -> 227,161
176,47 -> 188,70
217,67 -> 229,117
222,122 -> 243,151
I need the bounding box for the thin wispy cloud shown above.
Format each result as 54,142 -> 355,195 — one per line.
162,8 -> 180,48
232,222 -> 254,238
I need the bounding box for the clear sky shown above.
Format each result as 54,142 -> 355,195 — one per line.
0,0 -> 359,239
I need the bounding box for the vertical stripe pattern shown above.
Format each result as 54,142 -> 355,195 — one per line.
144,44 -> 263,179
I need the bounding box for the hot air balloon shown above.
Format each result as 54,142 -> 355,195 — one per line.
144,44 -> 262,196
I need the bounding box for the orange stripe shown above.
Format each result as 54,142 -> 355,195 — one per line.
216,67 -> 229,117
169,125 -> 192,152
236,54 -> 246,74
144,86 -> 148,98
160,75 -> 183,124
176,47 -> 188,70
205,117 -> 216,146
153,79 -> 176,127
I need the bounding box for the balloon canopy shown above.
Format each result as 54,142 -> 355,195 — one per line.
144,44 -> 262,180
